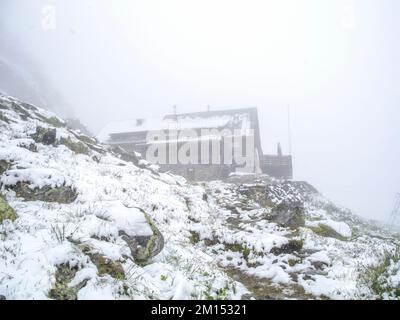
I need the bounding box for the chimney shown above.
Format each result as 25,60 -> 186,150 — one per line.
277,143 -> 283,157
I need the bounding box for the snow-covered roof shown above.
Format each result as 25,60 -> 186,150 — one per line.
97,117 -> 165,142
97,108 -> 258,143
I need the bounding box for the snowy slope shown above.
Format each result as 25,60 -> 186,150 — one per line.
0,93 -> 399,300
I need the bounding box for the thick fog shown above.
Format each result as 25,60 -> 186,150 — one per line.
0,0 -> 399,222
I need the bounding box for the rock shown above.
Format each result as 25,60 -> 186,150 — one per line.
269,201 -> 306,229
271,239 -> 303,255
110,146 -> 140,166
42,116 -> 66,128
49,264 -> 80,300
239,186 -> 274,208
65,118 -> 93,136
12,182 -> 78,204
240,181 -> 319,208
310,223 -> 349,241
58,137 -> 89,155
0,160 -> 10,175
10,139 -> 38,153
21,142 -> 38,152
241,293 -> 254,300
225,174 -> 273,185
0,111 -> 10,123
80,246 -> 125,280
72,133 -> 97,146
0,195 -> 17,223
31,127 -> 57,145
189,231 -> 200,244
90,254 -> 125,280
67,130 -> 107,154
119,210 -> 164,264
311,261 -> 329,270
11,101 -> 31,120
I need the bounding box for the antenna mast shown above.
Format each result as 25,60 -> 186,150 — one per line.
388,193 -> 400,228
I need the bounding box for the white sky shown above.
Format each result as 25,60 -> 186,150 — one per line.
1,0 -> 399,221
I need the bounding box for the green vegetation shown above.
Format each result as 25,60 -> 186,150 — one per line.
12,183 -> 78,204
48,264 -> 79,300
40,115 -> 66,128
80,244 -> 125,280
359,249 -> 400,299
202,281 -> 232,300
288,258 -> 301,267
189,231 -> 200,244
0,195 -> 17,223
31,127 -> 57,145
311,224 -> 348,241
225,243 -> 251,263
59,137 -> 89,155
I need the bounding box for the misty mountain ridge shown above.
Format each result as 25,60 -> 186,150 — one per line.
0,47 -> 71,118
1,93 -> 399,300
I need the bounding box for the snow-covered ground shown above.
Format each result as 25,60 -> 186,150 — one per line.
0,93 -> 399,300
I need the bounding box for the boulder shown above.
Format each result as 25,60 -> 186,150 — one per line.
41,116 -> 66,128
110,146 -> 140,166
0,111 -> 10,123
0,160 -> 10,175
268,201 -> 306,230
270,239 -> 303,255
89,253 -> 125,280
310,223 -> 350,241
119,210 -> 164,264
12,182 -> 78,204
18,141 -> 38,153
31,127 -> 57,145
79,245 -> 125,280
58,137 -> 89,155
0,195 -> 17,223
49,264 -> 80,300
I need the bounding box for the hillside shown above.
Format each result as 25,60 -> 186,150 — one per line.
0,93 -> 399,300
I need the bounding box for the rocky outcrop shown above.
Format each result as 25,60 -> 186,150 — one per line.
31,127 -> 57,145
270,239 -> 304,255
17,140 -> 38,152
0,160 -> 10,175
119,210 -> 164,264
11,182 -> 77,204
79,245 -> 125,280
0,111 -> 11,123
110,146 -> 140,166
31,127 -> 90,155
58,137 -> 89,155
39,115 -> 66,128
89,253 -> 125,280
49,264 -> 81,300
0,195 -> 17,223
310,223 -> 350,241
268,201 -> 306,230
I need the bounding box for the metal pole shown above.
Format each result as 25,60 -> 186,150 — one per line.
388,193 -> 400,227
